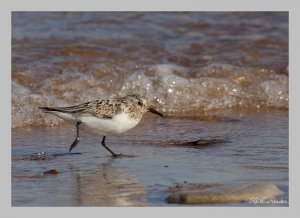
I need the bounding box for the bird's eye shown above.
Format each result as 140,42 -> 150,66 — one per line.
138,101 -> 143,106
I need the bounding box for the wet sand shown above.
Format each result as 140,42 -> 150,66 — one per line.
11,110 -> 288,206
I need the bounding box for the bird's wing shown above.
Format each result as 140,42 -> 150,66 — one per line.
79,99 -> 122,119
39,99 -> 122,119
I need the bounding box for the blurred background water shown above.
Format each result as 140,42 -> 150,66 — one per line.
12,12 -> 288,128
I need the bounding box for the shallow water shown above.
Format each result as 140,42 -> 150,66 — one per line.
12,110 -> 288,206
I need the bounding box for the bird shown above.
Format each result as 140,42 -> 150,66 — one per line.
39,94 -> 164,157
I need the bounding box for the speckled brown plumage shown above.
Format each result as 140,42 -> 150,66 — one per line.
40,94 -> 150,120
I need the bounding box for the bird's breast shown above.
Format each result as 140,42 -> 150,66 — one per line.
111,113 -> 140,133
79,112 -> 140,135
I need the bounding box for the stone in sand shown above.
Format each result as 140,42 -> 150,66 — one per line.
166,182 -> 283,204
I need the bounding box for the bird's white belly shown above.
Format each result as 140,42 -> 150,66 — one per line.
79,113 -> 139,136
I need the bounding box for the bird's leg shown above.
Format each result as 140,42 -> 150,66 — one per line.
69,122 -> 81,152
101,136 -> 124,157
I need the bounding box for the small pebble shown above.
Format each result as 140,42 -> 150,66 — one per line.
43,169 -> 59,175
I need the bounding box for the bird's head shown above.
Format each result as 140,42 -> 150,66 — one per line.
124,95 -> 164,117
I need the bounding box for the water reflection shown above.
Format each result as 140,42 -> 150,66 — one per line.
12,144 -> 147,206
68,159 -> 147,206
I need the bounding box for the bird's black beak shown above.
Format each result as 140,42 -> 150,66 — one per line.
148,107 -> 164,117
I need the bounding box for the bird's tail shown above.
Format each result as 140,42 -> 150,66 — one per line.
39,106 -> 64,113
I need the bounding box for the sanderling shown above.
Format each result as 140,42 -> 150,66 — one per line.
39,94 -> 164,157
